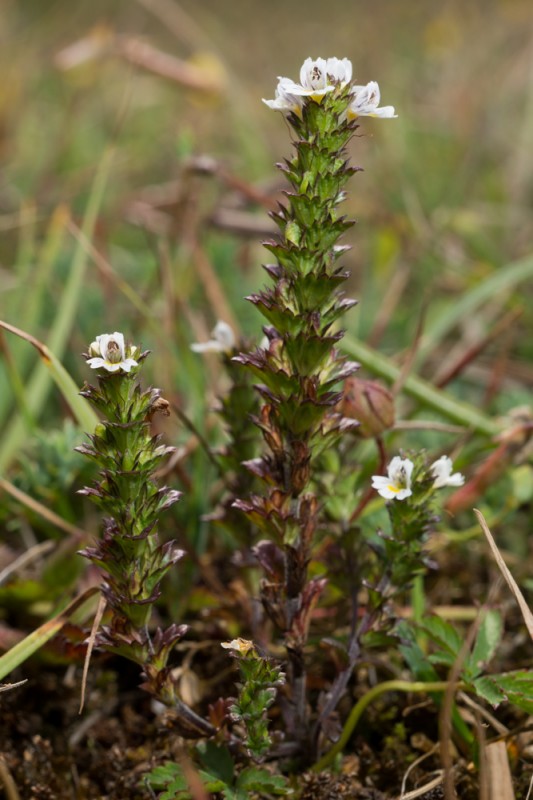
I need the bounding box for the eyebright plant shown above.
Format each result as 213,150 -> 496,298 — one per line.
229,56 -> 396,758
78,332 -> 214,738
191,321 -> 260,545
367,452 -> 464,601
221,638 -> 286,760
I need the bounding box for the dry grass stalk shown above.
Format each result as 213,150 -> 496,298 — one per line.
0,756 -> 21,800
474,509 -> 533,639
485,741 -> 516,800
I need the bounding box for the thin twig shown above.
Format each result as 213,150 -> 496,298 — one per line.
0,478 -> 86,546
0,680 -> 27,694
457,691 -> 508,736
475,708 -> 489,800
399,772 -> 445,800
475,509 -> 533,638
0,539 -> 55,587
434,308 -> 521,388
115,35 -> 224,93
440,581 -> 503,800
393,420 -> 465,433
171,403 -> 224,475
0,756 -> 21,800
399,744 -> 439,799
79,592 -> 107,714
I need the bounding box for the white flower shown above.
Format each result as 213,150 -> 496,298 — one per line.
292,57 -> 353,97
371,456 -> 414,500
263,57 -> 353,110
429,456 -> 465,489
262,76 -> 303,116
86,332 -> 138,373
347,81 -> 397,119
221,638 -> 254,656
190,320 -> 236,354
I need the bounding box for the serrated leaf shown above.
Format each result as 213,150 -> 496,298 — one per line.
504,690 -> 533,715
144,762 -> 184,790
468,610 -> 502,679
420,615 -> 463,659
471,676 -> 507,707
222,788 -> 242,800
161,779 -> 189,799
490,670 -> 533,714
145,762 -> 227,799
197,772 -> 227,792
428,652 -> 457,668
237,766 -> 292,795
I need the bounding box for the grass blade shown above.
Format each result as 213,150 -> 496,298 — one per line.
0,148 -> 113,473
343,335 -> 500,437
0,587 -> 99,681
0,321 -> 98,442
416,253 -> 533,366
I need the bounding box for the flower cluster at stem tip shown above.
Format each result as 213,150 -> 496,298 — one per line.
87,332 -> 139,373
372,455 -> 464,501
263,56 -> 396,120
221,638 -> 255,657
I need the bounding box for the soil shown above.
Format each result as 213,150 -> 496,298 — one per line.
1,657 -> 532,800
1,549 -> 531,799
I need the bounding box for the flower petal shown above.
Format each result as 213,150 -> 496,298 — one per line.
120,358 -> 139,373
86,357 -> 106,370
190,341 -> 226,353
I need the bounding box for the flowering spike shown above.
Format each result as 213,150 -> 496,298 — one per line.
78,335 -> 213,738
233,56 -> 396,754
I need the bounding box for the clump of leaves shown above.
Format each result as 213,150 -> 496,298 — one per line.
401,612 -> 533,715
145,742 -> 292,800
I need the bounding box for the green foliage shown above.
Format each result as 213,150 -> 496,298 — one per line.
14,421 -> 91,512
401,612 -> 533,716
472,671 -> 533,715
145,743 -> 292,799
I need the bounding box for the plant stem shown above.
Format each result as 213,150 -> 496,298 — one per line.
313,679 -> 466,772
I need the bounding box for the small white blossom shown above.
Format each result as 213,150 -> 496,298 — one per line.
221,638 -> 254,656
429,456 -> 465,489
347,81 -> 397,119
262,77 -> 303,116
371,456 -> 414,500
291,57 -> 353,97
87,332 -> 138,373
263,57 -> 353,110
190,321 -> 236,354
